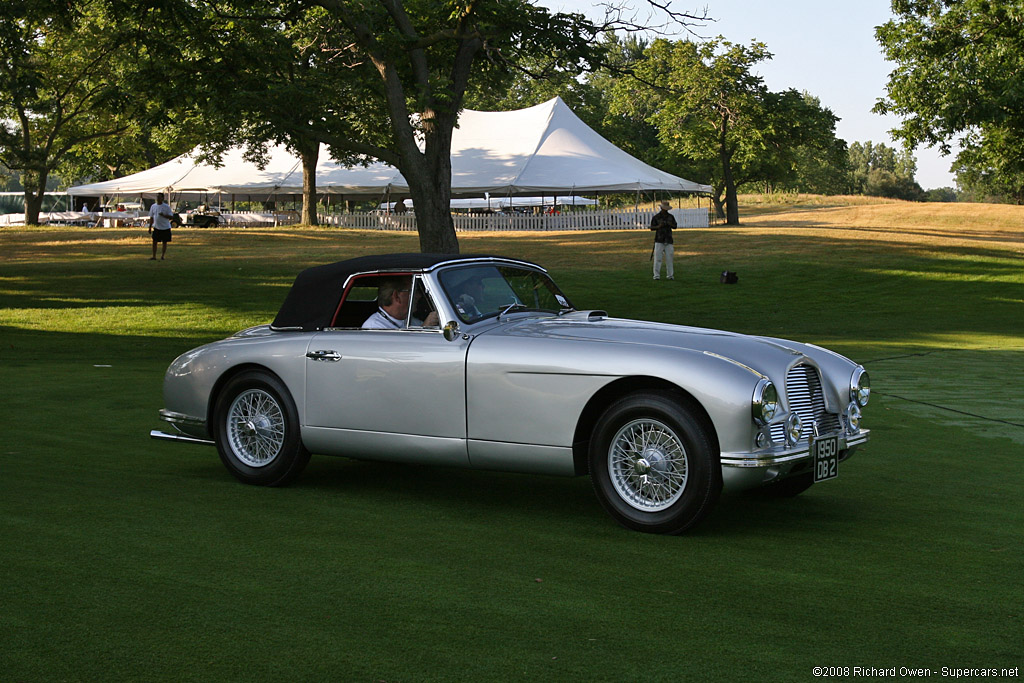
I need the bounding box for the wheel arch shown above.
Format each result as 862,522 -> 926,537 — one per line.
206,363 -> 289,429
571,376 -> 720,475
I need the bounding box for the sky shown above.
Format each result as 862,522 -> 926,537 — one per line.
540,0 -> 957,190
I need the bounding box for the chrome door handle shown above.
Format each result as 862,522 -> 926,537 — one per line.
306,350 -> 342,362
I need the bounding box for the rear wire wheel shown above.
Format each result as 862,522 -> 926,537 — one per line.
213,370 -> 310,486
590,392 -> 721,534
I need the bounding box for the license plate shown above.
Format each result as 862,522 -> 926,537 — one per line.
812,434 -> 839,482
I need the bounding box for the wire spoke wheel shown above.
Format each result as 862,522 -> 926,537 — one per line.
214,371 -> 310,487
226,388 -> 285,468
608,418 -> 688,512
590,392 -> 720,534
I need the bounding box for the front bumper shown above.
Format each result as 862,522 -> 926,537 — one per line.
719,429 -> 869,492
150,410 -> 214,446
721,429 -> 870,468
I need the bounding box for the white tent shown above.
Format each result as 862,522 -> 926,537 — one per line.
444,97 -> 709,195
65,146 -> 303,198
68,98 -> 710,198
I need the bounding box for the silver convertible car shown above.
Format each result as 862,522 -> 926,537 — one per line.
152,253 -> 870,534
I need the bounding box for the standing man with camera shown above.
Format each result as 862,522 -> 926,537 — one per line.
650,200 -> 676,280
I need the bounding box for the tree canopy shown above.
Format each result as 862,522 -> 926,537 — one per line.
0,0 -> 166,223
607,38 -> 844,224
876,0 -> 1024,203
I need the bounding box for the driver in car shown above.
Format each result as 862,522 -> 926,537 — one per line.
362,277 -> 439,329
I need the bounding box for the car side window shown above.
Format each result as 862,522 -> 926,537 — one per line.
330,273 -> 440,330
331,278 -> 379,328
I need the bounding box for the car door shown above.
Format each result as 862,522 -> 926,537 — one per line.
301,279 -> 470,466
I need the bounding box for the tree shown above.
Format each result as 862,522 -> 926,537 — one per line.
0,0 -> 157,224
743,89 -> 845,195
949,126 -> 1024,204
610,38 -> 770,223
611,38 -> 844,223
152,6 -> 389,226
925,187 -> 958,203
847,141 -> 922,199
780,93 -> 849,195
875,0 -> 1024,202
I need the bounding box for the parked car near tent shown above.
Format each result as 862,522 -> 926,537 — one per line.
183,206 -> 220,228
151,253 -> 871,534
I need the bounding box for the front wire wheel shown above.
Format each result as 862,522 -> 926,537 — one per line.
608,418 -> 688,512
214,370 -> 310,486
225,388 -> 286,468
591,392 -> 721,534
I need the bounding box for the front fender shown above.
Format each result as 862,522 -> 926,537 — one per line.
466,334 -> 762,454
162,332 -> 311,437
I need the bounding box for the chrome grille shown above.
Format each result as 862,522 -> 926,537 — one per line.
770,364 -> 842,445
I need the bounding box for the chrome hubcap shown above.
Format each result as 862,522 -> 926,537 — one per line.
609,419 -> 688,512
226,389 -> 285,468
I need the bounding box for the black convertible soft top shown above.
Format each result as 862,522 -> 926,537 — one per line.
270,253 -> 538,331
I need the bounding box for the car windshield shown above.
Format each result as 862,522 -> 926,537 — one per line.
439,264 -> 573,323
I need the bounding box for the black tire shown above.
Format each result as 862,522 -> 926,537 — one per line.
213,370 -> 310,486
589,392 -> 721,534
755,471 -> 814,497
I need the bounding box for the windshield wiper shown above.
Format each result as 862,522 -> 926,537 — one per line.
498,301 -> 528,319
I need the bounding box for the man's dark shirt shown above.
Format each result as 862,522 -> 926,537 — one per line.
651,209 -> 676,244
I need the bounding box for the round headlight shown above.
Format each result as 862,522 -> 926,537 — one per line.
851,368 -> 871,407
752,379 -> 779,425
847,402 -> 862,432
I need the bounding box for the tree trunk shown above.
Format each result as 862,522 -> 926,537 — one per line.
711,194 -> 726,219
406,172 -> 458,253
724,172 -> 739,225
22,169 -> 47,226
298,143 -> 319,226
395,110 -> 460,254
718,123 -> 740,225
372,32 -> 481,254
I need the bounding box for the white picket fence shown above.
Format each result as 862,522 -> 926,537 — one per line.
317,208 -> 710,232
2,207 -> 710,230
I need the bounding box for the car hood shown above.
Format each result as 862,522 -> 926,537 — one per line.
494,313 -> 843,380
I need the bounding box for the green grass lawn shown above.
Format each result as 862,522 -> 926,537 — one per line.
1,206 -> 1022,681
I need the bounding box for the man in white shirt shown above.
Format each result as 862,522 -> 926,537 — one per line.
148,193 -> 175,260
362,277 -> 438,329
